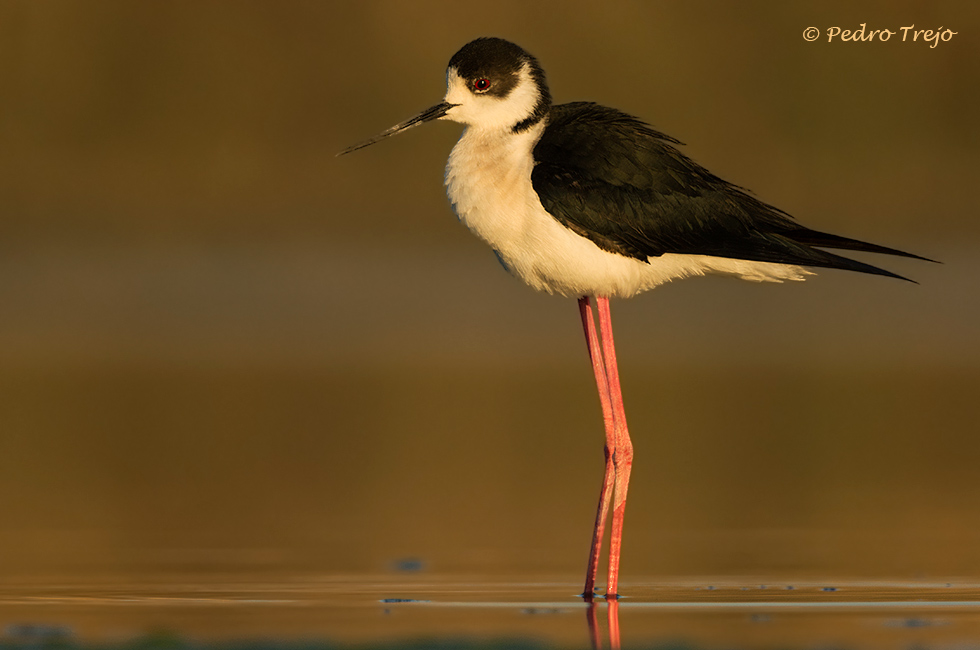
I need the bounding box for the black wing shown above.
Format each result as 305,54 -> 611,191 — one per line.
531,102 -> 930,281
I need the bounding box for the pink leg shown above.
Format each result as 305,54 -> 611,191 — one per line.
579,297 -> 617,599
596,297 -> 633,599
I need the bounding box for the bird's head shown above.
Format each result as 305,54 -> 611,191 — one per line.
442,37 -> 551,132
338,37 -> 551,156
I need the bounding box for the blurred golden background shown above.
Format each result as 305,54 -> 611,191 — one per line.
0,0 -> 978,585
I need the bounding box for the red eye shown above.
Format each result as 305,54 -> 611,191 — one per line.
473,78 -> 491,91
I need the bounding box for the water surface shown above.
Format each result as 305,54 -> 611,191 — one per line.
3,574 -> 980,649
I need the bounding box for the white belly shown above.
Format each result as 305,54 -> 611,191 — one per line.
444,124 -> 808,299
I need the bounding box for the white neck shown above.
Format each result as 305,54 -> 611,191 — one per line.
444,122 -> 545,251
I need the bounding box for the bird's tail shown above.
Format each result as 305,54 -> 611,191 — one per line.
778,227 -> 937,283
782,227 -> 935,261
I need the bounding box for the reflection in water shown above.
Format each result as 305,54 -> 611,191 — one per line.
2,576 -> 980,648
586,598 -> 601,649
608,600 -> 621,650
586,598 -> 621,650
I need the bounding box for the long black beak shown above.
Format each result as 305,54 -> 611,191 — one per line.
337,101 -> 456,156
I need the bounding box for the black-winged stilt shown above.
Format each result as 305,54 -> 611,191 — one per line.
338,37 -> 930,599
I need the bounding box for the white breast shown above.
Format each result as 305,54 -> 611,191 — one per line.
444,123 -> 809,299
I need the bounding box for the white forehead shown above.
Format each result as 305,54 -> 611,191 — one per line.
441,62 -> 541,131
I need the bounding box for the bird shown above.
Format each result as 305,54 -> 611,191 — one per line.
338,37 -> 930,599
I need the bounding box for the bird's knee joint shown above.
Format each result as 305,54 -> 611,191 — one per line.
613,446 -> 633,467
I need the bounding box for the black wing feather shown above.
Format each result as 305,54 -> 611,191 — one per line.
531,102 -> 928,281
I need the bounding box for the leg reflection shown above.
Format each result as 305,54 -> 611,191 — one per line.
608,598 -> 621,650
585,597 -> 622,650
586,598 -> 601,650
